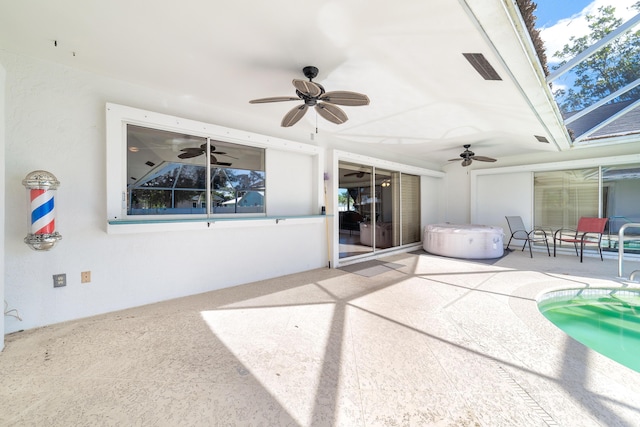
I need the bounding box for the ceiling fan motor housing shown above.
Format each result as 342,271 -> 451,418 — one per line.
296,85 -> 325,106
303,66 -> 319,80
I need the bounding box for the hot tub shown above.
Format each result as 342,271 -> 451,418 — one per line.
424,223 -> 504,259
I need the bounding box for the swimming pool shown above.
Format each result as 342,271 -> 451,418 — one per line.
538,288 -> 640,372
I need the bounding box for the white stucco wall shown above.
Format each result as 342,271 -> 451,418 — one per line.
442,164 -> 470,224
473,171 -> 533,232
1,52 -> 329,334
2,52 -> 446,335
421,175 -> 445,228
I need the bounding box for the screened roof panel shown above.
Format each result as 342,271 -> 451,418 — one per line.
537,2 -> 640,145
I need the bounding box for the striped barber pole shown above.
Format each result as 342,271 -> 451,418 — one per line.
30,188 -> 56,234
22,170 -> 61,250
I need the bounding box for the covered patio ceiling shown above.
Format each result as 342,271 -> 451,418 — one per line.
0,0 -> 573,169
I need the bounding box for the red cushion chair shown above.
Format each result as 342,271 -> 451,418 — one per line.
553,217 -> 608,262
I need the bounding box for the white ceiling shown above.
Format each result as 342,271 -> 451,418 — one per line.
0,0 -> 571,169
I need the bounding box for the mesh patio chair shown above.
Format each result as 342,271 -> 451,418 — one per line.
505,216 -> 550,258
553,217 -> 608,262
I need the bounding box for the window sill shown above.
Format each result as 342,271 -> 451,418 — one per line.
107,215 -> 330,234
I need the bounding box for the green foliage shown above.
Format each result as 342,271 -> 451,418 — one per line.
517,0 -> 549,76
338,190 -> 353,209
552,4 -> 640,113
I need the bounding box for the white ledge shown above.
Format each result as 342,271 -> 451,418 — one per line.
107,215 -> 328,234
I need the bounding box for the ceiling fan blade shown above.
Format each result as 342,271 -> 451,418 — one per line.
209,149 -> 238,159
447,158 -> 462,162
178,150 -> 203,159
249,96 -> 300,104
281,104 -> 308,127
462,158 -> 473,167
209,154 -> 232,166
471,156 -> 497,162
320,91 -> 370,106
316,102 -> 348,124
292,79 -> 322,97
180,147 -> 203,154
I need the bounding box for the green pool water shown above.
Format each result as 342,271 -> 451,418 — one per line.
538,289 -> 640,372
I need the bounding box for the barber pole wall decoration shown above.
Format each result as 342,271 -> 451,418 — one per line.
22,170 -> 62,251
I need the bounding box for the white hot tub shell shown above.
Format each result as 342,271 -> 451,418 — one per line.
424,223 -> 504,259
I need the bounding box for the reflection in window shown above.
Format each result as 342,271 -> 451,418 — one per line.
603,165 -> 640,246
127,125 -> 265,216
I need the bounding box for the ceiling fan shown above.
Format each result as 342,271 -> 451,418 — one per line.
178,142 -> 234,166
344,171 -> 370,178
249,66 -> 370,127
449,144 -> 497,167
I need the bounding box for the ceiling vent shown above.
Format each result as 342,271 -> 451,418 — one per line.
535,135 -> 549,143
145,161 -> 155,167
463,53 -> 502,81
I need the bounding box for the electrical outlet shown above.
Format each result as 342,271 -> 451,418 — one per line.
81,271 -> 91,283
53,274 -> 66,288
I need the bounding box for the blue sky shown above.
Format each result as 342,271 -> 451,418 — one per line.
534,0 -> 593,28
534,1 -> 639,99
536,0 -> 639,60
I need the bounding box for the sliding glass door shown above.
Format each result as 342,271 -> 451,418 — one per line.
602,164 -> 640,252
339,163 -> 374,258
534,168 -> 599,231
401,173 -> 421,244
338,161 -> 420,259
534,164 -> 640,253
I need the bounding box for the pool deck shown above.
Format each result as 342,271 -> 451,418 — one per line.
2,249 -> 640,426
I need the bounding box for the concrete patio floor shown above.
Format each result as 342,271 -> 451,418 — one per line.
2,249 -> 640,426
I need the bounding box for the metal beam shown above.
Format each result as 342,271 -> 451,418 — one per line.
574,97 -> 640,142
547,13 -> 640,84
564,77 -> 640,125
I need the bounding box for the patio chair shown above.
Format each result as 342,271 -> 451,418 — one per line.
553,217 -> 608,262
505,216 -> 550,258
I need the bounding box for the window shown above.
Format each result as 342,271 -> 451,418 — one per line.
602,164 -> 640,252
534,164 -> 640,253
107,103 -> 322,226
127,125 -> 265,216
534,168 -> 599,230
401,173 -> 421,244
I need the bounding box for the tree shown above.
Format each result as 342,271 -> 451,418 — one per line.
338,190 -> 353,210
517,0 -> 549,76
551,4 -> 640,113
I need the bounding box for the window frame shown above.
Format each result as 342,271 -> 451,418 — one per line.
333,150 -> 444,264
106,103 -> 323,231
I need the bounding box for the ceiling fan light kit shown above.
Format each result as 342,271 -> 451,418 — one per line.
249,66 -> 370,127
